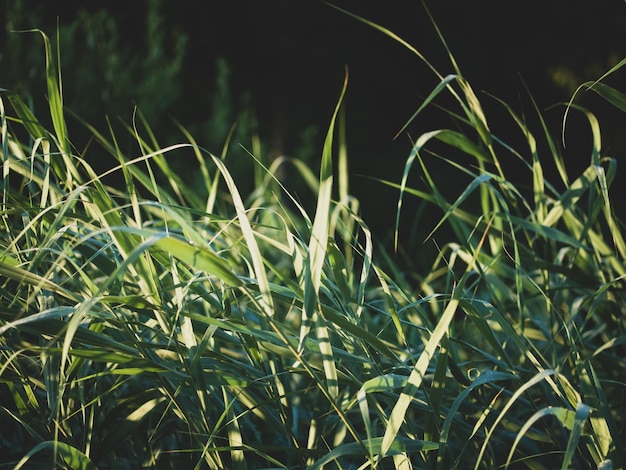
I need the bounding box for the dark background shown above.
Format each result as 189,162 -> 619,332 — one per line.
2,0 -> 625,265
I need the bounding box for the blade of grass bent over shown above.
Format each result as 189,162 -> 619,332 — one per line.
474,369 -> 557,469
14,440 -> 98,470
563,57 -> 626,144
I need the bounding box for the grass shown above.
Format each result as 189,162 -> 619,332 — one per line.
1,11 -> 626,470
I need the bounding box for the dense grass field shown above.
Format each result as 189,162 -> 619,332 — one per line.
1,12 -> 626,470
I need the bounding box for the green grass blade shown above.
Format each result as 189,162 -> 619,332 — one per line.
15,441 -> 98,470
562,57 -> 626,143
298,69 -> 348,400
381,262 -> 472,456
0,94 -> 7,212
0,262 -> 75,302
309,436 -> 438,470
210,155 -> 274,315
585,80 -> 626,112
474,369 -> 556,469
6,92 -> 49,139
325,3 -> 443,80
394,74 -> 458,139
562,402 -> 593,470
505,406 -> 577,468
152,233 -> 241,286
22,29 -> 70,154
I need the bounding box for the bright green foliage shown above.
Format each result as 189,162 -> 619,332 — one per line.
1,10 -> 625,470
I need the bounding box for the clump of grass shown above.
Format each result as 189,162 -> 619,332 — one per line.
1,13 -> 625,470
350,5 -> 626,468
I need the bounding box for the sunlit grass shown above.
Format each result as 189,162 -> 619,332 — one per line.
1,14 -> 625,470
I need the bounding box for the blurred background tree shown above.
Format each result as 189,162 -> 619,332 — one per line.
2,0 -> 625,259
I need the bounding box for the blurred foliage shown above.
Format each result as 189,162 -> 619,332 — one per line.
0,0 -> 268,195
1,1 -> 184,133
2,0 -> 625,247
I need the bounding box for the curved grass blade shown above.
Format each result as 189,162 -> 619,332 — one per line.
562,57 -> 626,144
505,406 -> 577,468
14,440 -> 98,470
380,281 -> 465,456
0,260 -> 76,303
152,233 -> 241,286
210,155 -> 274,315
474,369 -> 556,469
309,436 -> 438,470
562,402 -> 593,470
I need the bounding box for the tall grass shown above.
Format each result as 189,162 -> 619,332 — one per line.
1,13 -> 625,470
